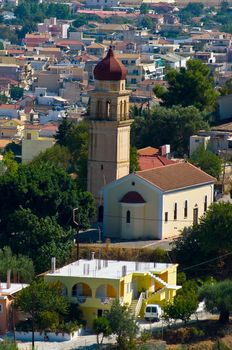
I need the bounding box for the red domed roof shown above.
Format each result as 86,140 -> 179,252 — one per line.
94,47 -> 127,81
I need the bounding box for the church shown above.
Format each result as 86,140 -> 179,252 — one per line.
87,48 -> 215,240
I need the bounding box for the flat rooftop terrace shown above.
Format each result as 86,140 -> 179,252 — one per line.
46,259 -> 175,280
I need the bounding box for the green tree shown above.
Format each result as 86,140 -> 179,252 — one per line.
199,280 -> 232,323
2,150 -> 18,175
163,283 -> 198,324
93,317 -> 111,347
0,246 -> 34,283
6,208 -> 73,272
219,78 -> 232,95
0,162 -> 94,229
189,145 -> 222,179
15,280 -> 68,349
32,144 -> 72,172
56,119 -> 89,190
131,106 -> 208,156
0,42 -> 4,50
140,3 -> 149,14
159,60 -> 218,112
173,203 -> 232,278
179,3 -> 204,24
10,86 -> 24,100
107,300 -> 138,350
0,339 -> 18,350
130,146 -> 140,172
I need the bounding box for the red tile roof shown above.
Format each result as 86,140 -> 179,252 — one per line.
138,146 -> 159,156
136,162 -> 215,192
0,104 -> 20,110
139,155 -> 175,171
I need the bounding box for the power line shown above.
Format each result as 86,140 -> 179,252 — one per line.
179,251 -> 232,272
104,213 -> 201,224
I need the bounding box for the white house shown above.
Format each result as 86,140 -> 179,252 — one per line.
103,162 -> 215,240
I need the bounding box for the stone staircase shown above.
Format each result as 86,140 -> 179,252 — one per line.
129,299 -> 138,315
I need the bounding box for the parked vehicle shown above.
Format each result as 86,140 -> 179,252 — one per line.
144,304 -> 162,322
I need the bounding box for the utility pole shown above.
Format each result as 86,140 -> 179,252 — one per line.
73,208 -> 80,261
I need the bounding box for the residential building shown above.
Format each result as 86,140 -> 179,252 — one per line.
190,123 -> 232,157
117,53 -> 165,88
86,43 -> 106,58
85,0 -> 119,8
218,94 -> 232,121
0,279 -> 28,334
87,47 -> 132,205
103,162 -> 215,240
21,124 -> 56,163
37,18 -> 70,39
138,146 -> 175,171
0,119 -> 24,139
0,104 -> 20,119
158,53 -> 190,69
44,258 -> 180,328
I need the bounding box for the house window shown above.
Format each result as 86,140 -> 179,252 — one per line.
193,207 -> 199,225
174,203 -> 177,220
126,210 -> 131,223
106,100 -> 111,118
165,212 -> 168,222
0,304 -> 3,313
184,200 -> 188,218
131,78 -> 137,84
204,195 -> 207,212
27,133 -> 31,140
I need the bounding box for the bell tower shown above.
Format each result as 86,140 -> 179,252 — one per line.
87,47 -> 133,204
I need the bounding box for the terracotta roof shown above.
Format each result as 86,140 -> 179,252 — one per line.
0,104 -> 20,110
138,146 -> 159,156
136,162 -> 215,192
120,191 -> 146,204
0,139 -> 11,148
94,47 -> 127,81
139,155 -> 175,171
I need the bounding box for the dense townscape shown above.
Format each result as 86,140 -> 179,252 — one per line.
1,0 -> 232,349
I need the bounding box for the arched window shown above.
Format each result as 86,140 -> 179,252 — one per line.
124,101 -> 127,119
184,200 -> 188,218
174,203 -> 177,220
204,195 -> 207,212
126,210 -> 131,223
97,100 -> 102,118
120,101 -> 123,119
106,100 -> 111,118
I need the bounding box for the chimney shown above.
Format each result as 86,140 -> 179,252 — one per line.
51,257 -> 56,273
7,270 -> 11,289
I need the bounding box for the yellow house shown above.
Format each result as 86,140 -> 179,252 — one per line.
103,162 -> 215,240
21,126 -> 55,163
0,119 -> 24,139
44,259 -> 180,328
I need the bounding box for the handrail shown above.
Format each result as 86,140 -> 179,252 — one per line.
135,292 -> 145,318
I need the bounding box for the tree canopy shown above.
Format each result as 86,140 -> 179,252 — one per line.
155,59 -> 218,112
131,105 -> 208,156
189,145 -> 222,179
173,203 -> 232,279
15,280 -> 68,349
0,162 -> 95,272
199,280 -> 232,323
106,300 -> 138,350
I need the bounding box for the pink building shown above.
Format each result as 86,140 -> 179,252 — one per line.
0,281 -> 28,334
